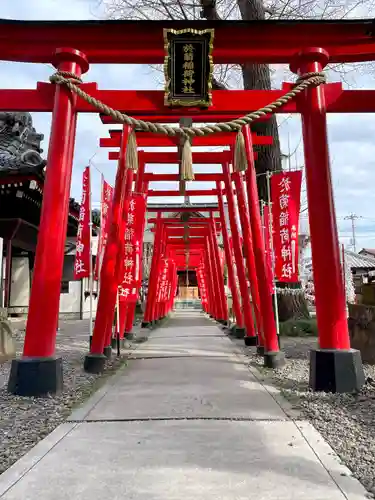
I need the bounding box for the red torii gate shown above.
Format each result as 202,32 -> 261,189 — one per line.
102,139 -> 266,346
2,18 -> 371,396
127,146 -> 268,344
103,132 -> 276,349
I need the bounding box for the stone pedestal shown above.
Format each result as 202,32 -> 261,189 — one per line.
309,348 -> 365,393
348,303 -> 375,364
8,357 -> 63,396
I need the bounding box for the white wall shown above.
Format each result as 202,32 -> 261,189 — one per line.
9,256 -> 30,315
59,280 -> 81,318
81,277 -> 98,320
6,255 -> 98,319
59,236 -> 99,319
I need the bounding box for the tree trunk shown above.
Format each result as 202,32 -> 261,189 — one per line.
237,0 -> 308,320
241,65 -> 281,200
277,289 -> 310,322
237,0 -> 281,200
202,0 -> 307,320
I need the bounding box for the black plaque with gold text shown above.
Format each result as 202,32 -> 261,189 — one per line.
164,28 -> 214,108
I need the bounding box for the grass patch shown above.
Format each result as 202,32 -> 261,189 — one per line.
278,318 -> 318,337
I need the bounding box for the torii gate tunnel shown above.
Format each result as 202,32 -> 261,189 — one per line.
3,17 -> 374,397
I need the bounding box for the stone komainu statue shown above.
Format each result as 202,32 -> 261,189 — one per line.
0,111 -> 45,174
0,309 -> 15,363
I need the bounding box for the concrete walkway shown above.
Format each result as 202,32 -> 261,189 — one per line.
0,311 -> 368,499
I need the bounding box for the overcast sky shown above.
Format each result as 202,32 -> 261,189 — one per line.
1,0 -> 375,252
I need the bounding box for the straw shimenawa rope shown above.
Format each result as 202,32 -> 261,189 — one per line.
50,70 -> 326,178
125,127 -> 139,172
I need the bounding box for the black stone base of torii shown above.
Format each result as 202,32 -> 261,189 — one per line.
8,357 -> 63,397
309,348 -> 365,393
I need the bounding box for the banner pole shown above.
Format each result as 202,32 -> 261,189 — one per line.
97,174 -> 104,293
116,290 -> 120,355
266,171 -> 280,336
88,166 -> 93,342
342,243 -> 346,304
260,200 -> 266,247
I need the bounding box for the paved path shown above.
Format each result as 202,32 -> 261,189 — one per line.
0,312 -> 368,499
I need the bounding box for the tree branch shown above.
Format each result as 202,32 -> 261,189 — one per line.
199,0 -> 222,19
212,77 -> 228,90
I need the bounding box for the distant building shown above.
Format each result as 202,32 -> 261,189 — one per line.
359,248 -> 375,259
302,248 -> 375,303
0,112 -> 98,319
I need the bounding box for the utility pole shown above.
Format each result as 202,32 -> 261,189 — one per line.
344,213 -> 362,253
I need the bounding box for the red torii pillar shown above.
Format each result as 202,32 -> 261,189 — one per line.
205,232 -> 220,320
169,262 -> 178,312
142,214 -> 163,326
232,171 -> 264,346
204,239 -> 219,319
84,125 -> 133,373
8,48 -> 89,396
123,159 -> 147,339
113,157 -> 136,347
217,185 -> 245,334
222,162 -> 257,343
208,217 -> 228,323
291,48 -> 364,392
200,252 -> 212,316
243,126 -> 284,367
153,226 -> 167,322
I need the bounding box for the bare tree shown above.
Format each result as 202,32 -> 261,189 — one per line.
102,0 -> 281,199
101,0 -> 374,198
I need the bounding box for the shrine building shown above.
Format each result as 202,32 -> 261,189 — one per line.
0,112 -> 99,319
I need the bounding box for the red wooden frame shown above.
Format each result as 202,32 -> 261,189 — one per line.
147,206 -> 219,212
148,189 -> 219,197
108,151 -> 232,163
5,82 -> 375,115
1,19 -> 375,64
100,131 -> 272,147
144,174 -> 223,182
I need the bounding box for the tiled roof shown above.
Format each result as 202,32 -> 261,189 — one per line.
359,248 -> 375,256
344,249 -> 375,269
302,249 -> 375,278
0,112 -> 45,175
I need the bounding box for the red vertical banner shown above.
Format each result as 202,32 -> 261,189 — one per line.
157,258 -> 169,303
263,204 -> 275,294
270,171 -> 302,283
94,179 -> 114,280
74,166 -> 91,279
168,260 -> 177,306
118,194 -> 147,302
197,264 -> 208,306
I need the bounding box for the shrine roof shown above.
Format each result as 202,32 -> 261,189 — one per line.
0,112 -> 98,234
359,248 -> 375,256
0,112 -> 45,179
344,249 -> 375,270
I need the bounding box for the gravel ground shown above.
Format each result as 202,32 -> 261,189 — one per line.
2,320 -> 374,495
0,320 -> 136,475
235,336 -> 375,497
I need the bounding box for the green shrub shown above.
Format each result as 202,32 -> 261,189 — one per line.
278,318 -> 318,337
